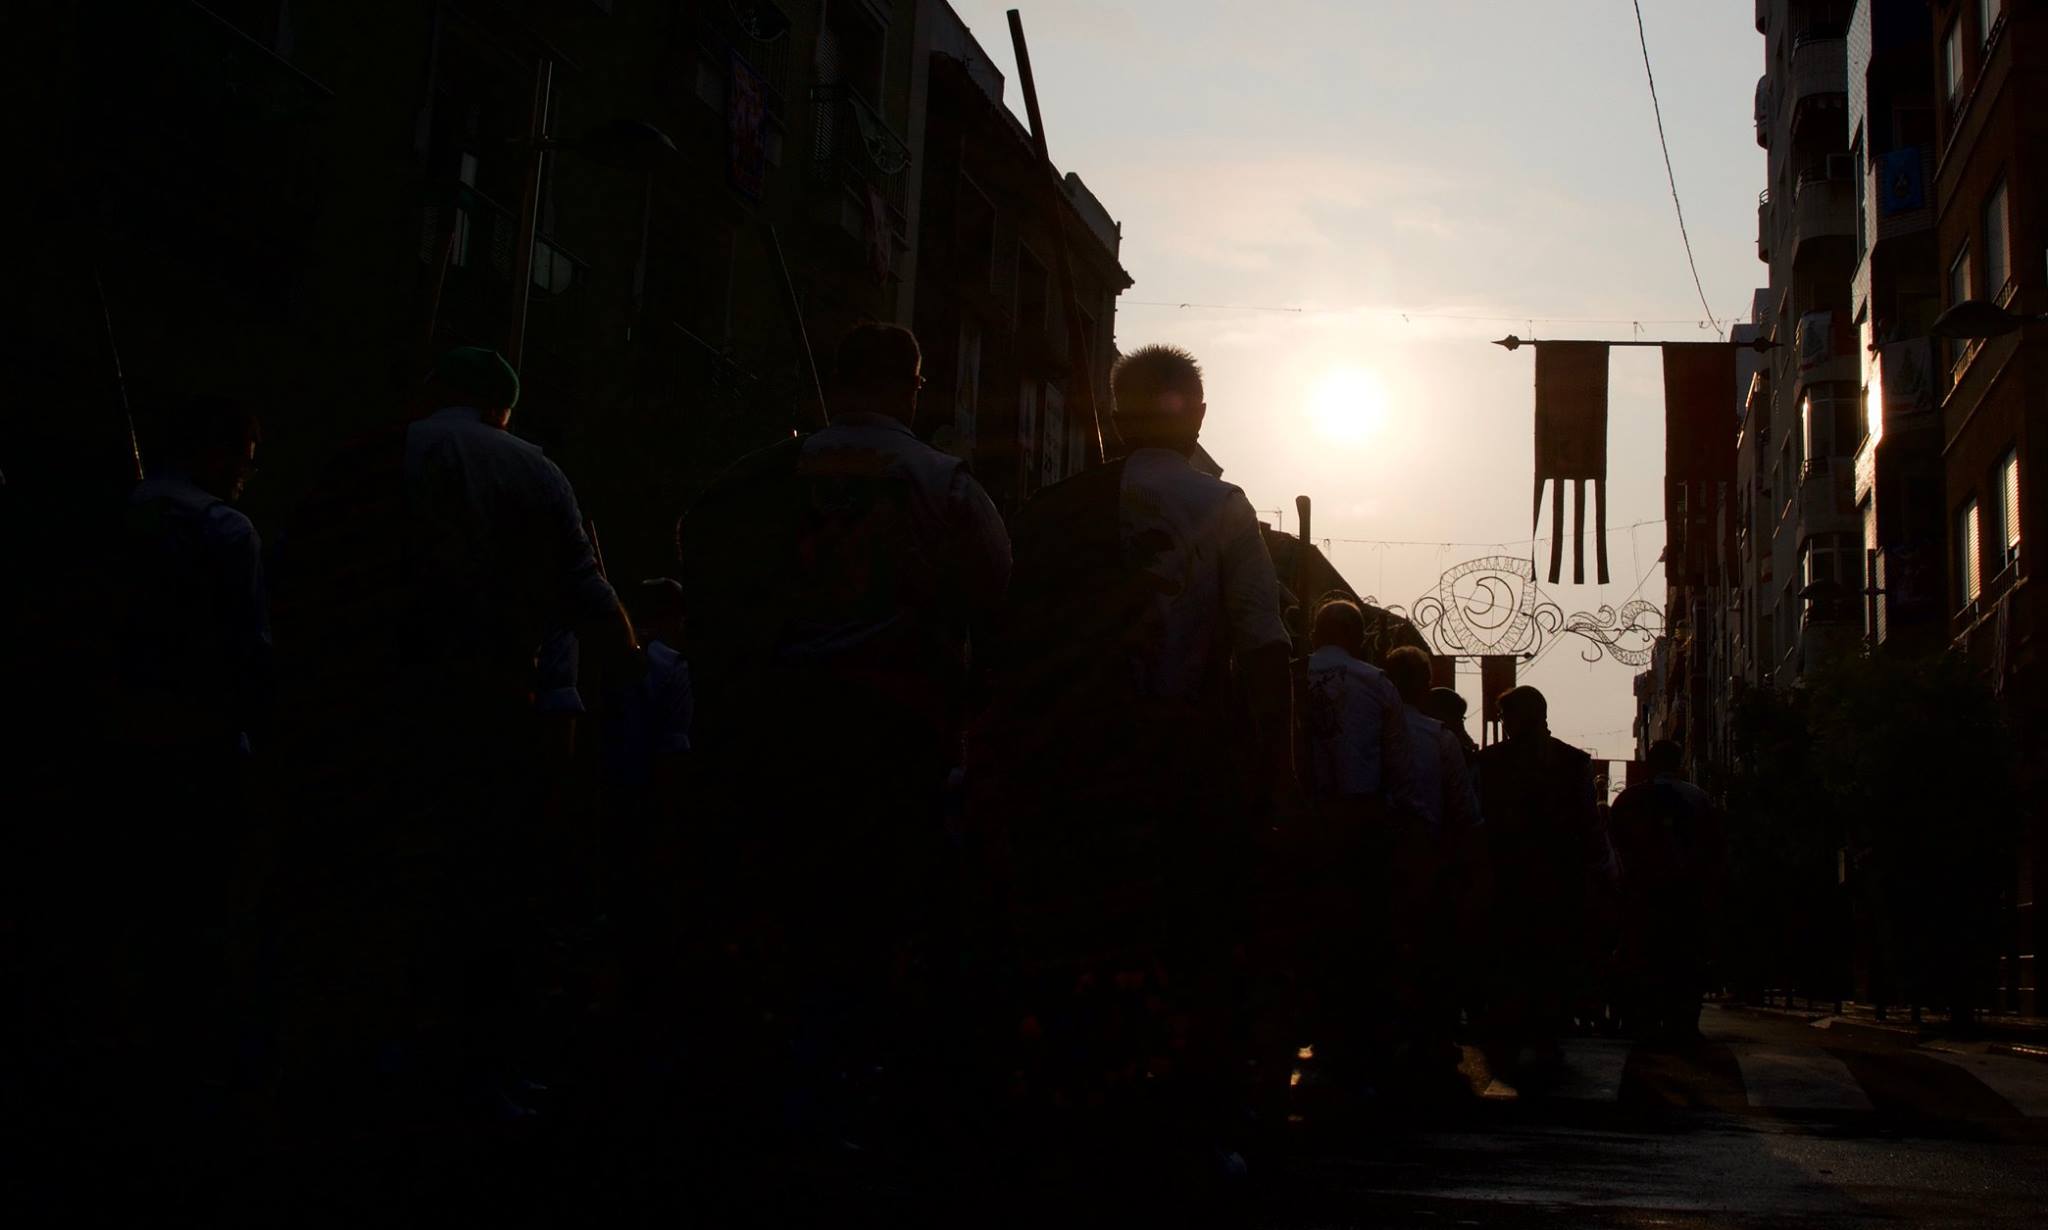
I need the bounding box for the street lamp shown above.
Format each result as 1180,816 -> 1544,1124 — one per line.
1929,298 -> 2048,339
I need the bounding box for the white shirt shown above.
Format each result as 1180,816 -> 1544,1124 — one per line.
1117,447 -> 1289,702
1303,645 -> 1412,801
1403,705 -> 1482,832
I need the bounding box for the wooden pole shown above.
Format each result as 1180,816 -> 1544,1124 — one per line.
1006,10 -> 1104,467
92,266 -> 143,481
766,222 -> 830,431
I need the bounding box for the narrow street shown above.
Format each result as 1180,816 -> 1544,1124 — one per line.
1270,1005 -> 2048,1227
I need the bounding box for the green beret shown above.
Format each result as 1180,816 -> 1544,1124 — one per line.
431,346 -> 520,412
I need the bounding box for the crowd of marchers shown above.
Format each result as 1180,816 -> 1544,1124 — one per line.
49,324 -> 1729,1205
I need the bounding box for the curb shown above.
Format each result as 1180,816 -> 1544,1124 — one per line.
1722,1002 -> 2048,1055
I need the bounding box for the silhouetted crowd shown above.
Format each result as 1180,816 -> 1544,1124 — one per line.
12,326 -> 1726,1220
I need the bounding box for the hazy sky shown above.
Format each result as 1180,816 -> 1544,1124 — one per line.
952,0 -> 1765,765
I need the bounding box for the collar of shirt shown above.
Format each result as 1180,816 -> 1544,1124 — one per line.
1127,446 -> 1193,468
429,404 -> 484,424
826,411 -> 917,438
1308,645 -> 1358,670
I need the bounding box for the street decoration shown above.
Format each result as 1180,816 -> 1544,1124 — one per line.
1370,554 -> 1663,668
1532,341 -> 1611,585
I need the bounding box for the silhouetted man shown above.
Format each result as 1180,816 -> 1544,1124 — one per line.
982,343 -> 1291,1175
1302,597 -> 1414,808
399,346 -> 636,1115
1608,740 -> 1724,1040
1475,685 -> 1611,1078
676,323 -> 1010,1139
1382,647 -> 1481,1095
1294,598 -> 1417,1081
1423,686 -> 1479,767
108,395 -> 268,1111
117,395 -> 269,760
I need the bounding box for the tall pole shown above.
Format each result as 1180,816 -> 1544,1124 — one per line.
93,267 -> 142,481
766,222 -> 830,431
1294,494 -> 1313,613
505,56 -> 555,369
1006,10 -> 1104,467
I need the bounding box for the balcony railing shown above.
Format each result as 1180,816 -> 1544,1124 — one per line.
1755,74 -> 1772,148
1758,188 -> 1773,262
810,84 -> 912,220
1789,33 -> 1847,110
1792,174 -> 1855,259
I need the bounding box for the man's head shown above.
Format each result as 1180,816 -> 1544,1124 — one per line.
1647,739 -> 1684,778
628,577 -> 688,649
1385,645 -> 1433,707
157,395 -> 261,502
1422,686 -> 1468,731
1110,344 -> 1206,455
831,322 -> 923,425
1498,685 -> 1550,741
426,346 -> 521,427
1311,596 -> 1366,657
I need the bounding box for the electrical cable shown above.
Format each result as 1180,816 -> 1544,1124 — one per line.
1629,0 -> 1722,339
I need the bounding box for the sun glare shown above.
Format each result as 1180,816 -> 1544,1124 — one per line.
1308,366 -> 1390,444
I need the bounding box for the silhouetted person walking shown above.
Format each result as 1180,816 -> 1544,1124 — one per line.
677,323 -> 1010,1143
1608,740 -> 1724,1040
106,395 -> 268,1125
1292,598 -> 1416,1081
1381,647 -> 1481,1097
981,343 -> 1292,1182
398,346 -> 636,1116
1475,685 -> 1610,1080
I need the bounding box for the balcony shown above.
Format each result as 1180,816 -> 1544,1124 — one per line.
1755,75 -> 1773,149
1757,189 -> 1773,262
1789,32 -> 1847,110
1792,173 -> 1854,260
1756,0 -> 1769,34
809,85 -> 912,220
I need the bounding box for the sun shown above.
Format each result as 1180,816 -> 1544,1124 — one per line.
1308,365 -> 1390,444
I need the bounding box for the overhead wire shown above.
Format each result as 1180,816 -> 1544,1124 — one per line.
1629,0 -> 1723,339
1121,300 -> 1733,329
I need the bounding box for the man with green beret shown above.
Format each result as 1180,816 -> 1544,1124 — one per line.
397,346 -> 638,1116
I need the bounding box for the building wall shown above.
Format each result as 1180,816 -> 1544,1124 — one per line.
15,0 -> 1129,587
1930,0 -> 2045,1014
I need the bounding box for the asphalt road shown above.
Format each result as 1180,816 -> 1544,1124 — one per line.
1266,1004 -> 2048,1228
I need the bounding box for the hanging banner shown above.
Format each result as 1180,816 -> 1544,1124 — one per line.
1480,654 -> 1518,724
1662,343 -> 1738,588
1533,341 -> 1611,585
1429,655 -> 1458,692
1878,146 -> 1927,215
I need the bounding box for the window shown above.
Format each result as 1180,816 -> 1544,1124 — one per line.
1943,22 -> 1964,102
1015,246 -> 1048,332
1957,498 -> 1982,606
1802,532 -> 1865,622
1980,0 -> 2004,47
1995,448 -> 2020,572
958,180 -> 996,293
1984,180 -> 2009,294
824,1 -> 886,108
1018,381 -> 1039,492
1041,384 -> 1066,488
1948,243 -> 1972,307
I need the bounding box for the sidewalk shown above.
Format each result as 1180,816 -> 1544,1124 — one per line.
1725,998 -> 2048,1060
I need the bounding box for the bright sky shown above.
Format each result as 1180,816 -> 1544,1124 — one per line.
952,0 -> 1764,767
